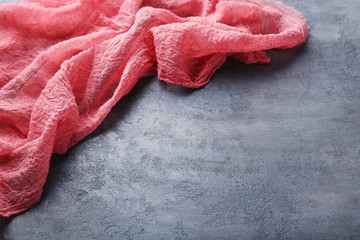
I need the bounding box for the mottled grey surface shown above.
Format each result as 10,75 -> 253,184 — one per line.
1,0 -> 360,239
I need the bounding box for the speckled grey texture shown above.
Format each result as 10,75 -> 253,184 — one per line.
1,0 -> 360,239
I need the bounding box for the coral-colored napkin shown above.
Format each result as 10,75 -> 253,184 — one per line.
0,0 -> 307,217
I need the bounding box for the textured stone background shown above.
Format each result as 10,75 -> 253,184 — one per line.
1,0 -> 360,239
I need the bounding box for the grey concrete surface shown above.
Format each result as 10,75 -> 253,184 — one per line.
1,0 -> 360,239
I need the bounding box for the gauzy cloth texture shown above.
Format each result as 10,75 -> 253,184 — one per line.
0,0 -> 308,217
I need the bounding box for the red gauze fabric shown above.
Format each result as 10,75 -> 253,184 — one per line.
0,0 -> 308,217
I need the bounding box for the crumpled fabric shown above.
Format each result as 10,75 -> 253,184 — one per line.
0,0 -> 308,217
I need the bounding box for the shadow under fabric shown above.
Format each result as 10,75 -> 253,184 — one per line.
0,0 -> 308,217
